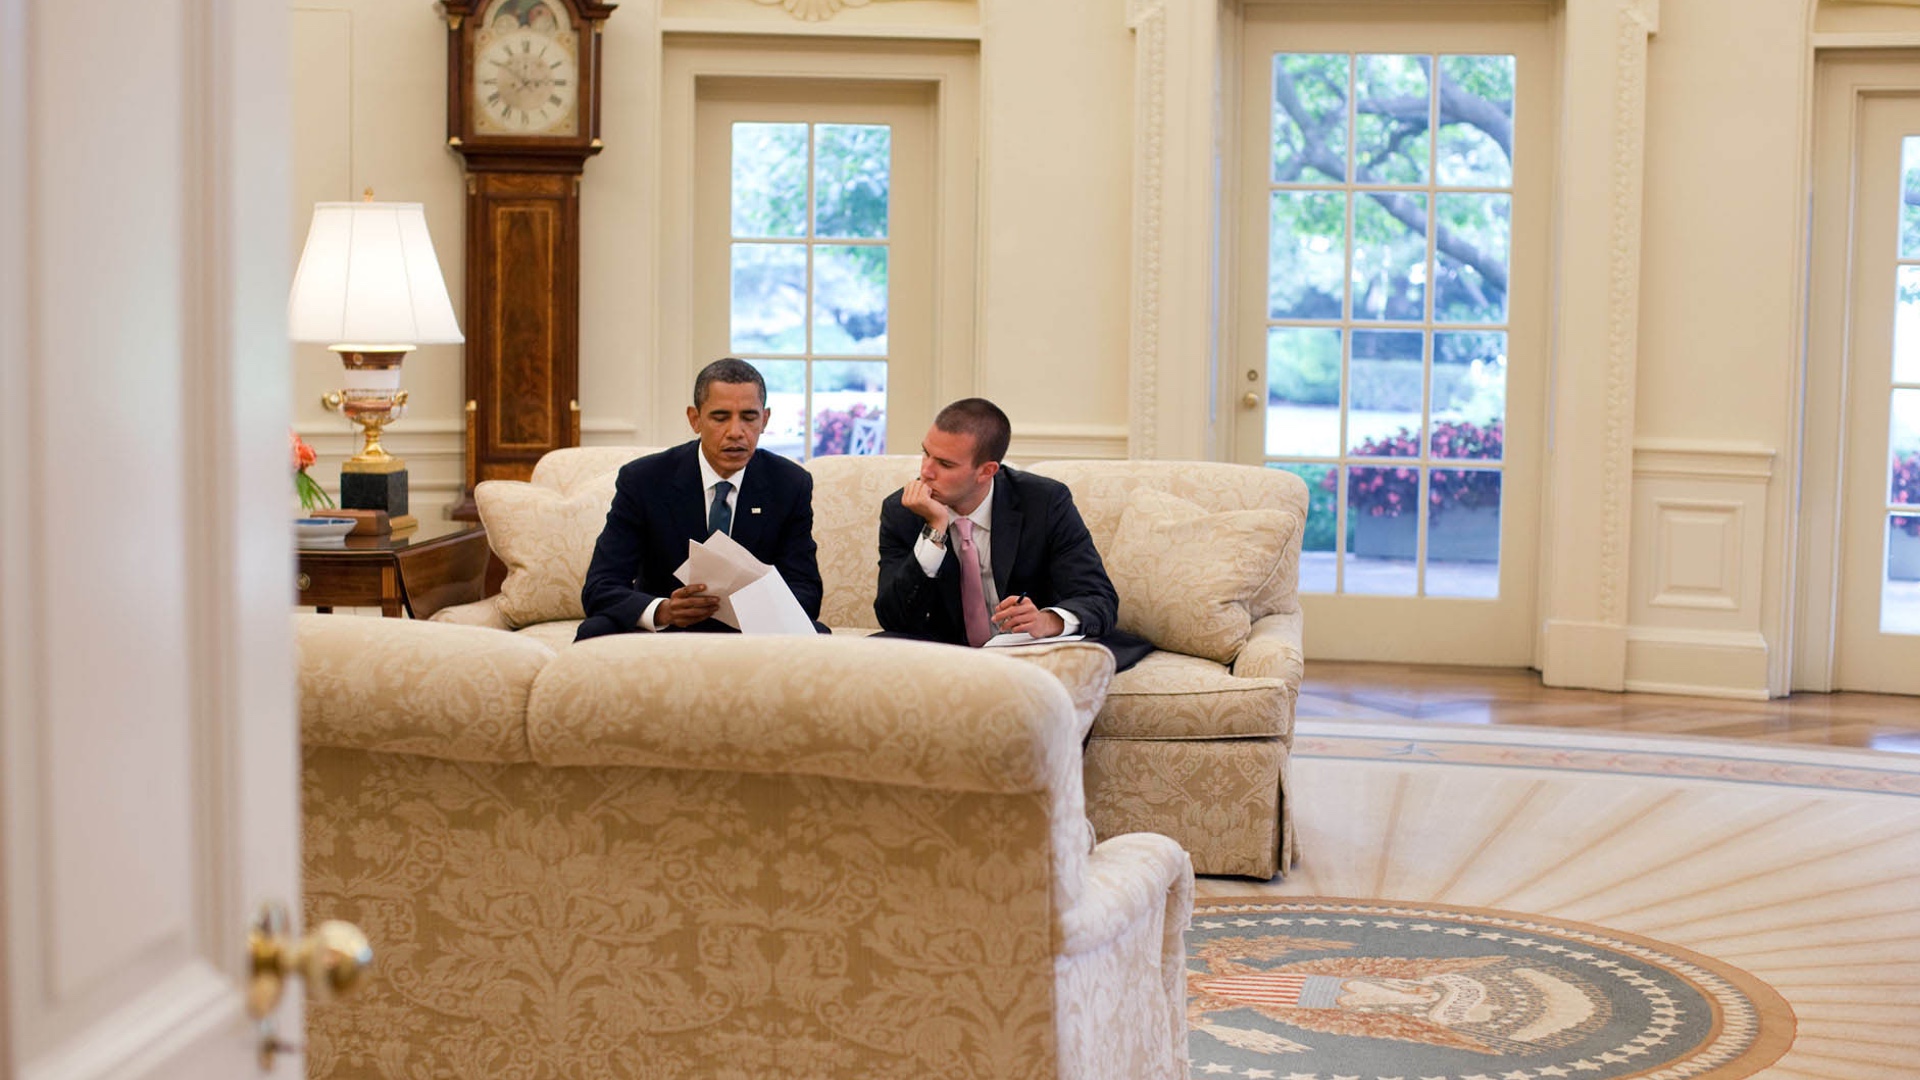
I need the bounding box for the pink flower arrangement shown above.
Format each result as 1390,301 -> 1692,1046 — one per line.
1320,420 -> 1504,520
292,430 -> 333,513
1894,452 -> 1920,537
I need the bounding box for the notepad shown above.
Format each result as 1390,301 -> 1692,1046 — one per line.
983,632 -> 1086,648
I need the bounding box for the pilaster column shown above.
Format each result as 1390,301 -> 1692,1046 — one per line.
1537,0 -> 1659,689
1127,0 -> 1223,461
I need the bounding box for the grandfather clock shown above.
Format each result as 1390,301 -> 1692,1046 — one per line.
441,0 -> 613,517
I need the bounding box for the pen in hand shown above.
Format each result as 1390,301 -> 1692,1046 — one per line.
994,592 -> 1029,633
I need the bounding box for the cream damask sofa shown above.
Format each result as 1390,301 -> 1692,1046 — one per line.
299,615 -> 1192,1079
436,447 -> 1307,878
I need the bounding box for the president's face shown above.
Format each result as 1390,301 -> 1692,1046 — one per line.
687,380 -> 767,478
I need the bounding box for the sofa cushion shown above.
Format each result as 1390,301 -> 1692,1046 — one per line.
1025,460 -> 1308,620
477,470 -> 619,628
296,614 -> 553,763
804,454 -> 922,630
1105,488 -> 1298,664
1094,650 -> 1290,740
515,619 -> 587,652
529,445 -> 656,495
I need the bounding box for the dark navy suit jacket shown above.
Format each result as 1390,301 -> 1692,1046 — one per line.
873,466 -> 1150,670
577,440 -> 823,639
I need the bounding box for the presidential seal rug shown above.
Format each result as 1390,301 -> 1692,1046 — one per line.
1186,898 -> 1795,1080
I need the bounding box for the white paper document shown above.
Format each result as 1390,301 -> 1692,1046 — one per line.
983,632 -> 1086,648
673,530 -> 817,636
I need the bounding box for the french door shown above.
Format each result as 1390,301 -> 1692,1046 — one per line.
1818,78 -> 1920,694
1233,4 -> 1553,663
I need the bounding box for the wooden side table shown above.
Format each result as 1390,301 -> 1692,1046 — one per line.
297,520 -> 490,619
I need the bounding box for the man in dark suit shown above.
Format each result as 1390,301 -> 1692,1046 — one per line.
875,398 -> 1149,671
575,358 -> 825,641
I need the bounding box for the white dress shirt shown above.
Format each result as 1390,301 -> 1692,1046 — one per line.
912,478 -> 1080,637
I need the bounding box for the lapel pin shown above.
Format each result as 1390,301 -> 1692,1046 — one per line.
751,506 -> 762,514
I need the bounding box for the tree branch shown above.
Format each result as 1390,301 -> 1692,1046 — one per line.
1436,73 -> 1511,161
1273,65 -> 1510,298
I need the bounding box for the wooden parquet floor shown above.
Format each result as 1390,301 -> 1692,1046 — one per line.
1297,660 -> 1920,756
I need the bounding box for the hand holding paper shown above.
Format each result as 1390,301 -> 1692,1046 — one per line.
672,530 -> 817,635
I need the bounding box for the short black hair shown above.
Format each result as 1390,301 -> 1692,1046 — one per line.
933,398 -> 1011,466
693,357 -> 768,409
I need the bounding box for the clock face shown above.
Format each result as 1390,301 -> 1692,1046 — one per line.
472,22 -> 580,137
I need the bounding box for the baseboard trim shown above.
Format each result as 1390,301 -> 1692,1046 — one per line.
1623,627 -> 1774,700
1538,619 -> 1627,690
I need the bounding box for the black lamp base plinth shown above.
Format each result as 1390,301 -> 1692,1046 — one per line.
341,468 -> 414,531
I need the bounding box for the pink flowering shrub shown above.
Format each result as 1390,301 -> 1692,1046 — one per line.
1320,420 -> 1503,519
1894,452 -> 1920,537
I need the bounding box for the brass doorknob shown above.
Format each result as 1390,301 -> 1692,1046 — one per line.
248,901 -> 374,1019
1241,391 -> 1262,409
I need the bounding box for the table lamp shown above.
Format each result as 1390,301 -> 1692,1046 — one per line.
289,193 -> 463,531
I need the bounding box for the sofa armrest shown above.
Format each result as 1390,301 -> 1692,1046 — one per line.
1055,832 -> 1192,1080
297,614 -> 553,763
1058,832 -> 1192,957
428,596 -> 513,630
996,641 -> 1114,744
1233,609 -> 1303,689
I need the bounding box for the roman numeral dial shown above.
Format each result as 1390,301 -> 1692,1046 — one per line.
470,27 -> 579,135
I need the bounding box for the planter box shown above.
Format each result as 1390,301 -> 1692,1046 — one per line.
1892,526 -> 1920,582
1351,505 -> 1500,563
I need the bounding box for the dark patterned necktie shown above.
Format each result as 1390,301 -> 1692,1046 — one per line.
708,480 -> 732,536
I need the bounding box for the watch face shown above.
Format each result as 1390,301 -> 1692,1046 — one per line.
472,1 -> 580,137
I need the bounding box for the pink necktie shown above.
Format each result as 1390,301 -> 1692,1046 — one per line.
952,517 -> 992,647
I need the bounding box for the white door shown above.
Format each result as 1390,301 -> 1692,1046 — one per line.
695,87 -> 936,461
1830,90 -> 1920,694
1233,5 -> 1552,664
2,1 -> 307,1076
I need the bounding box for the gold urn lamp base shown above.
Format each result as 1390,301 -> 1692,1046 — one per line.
322,346 -> 418,531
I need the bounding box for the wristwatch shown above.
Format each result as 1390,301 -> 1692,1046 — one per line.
920,523 -> 948,548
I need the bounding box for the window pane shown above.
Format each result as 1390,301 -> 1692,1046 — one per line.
731,243 -> 806,354
1270,463 -> 1338,593
1347,465 -> 1419,595
1273,54 -> 1348,183
812,245 -> 888,355
1428,468 -> 1501,598
731,123 -> 807,238
1351,193 -> 1427,321
1266,327 -> 1343,457
1270,191 -> 1347,319
1354,54 -> 1429,185
814,123 -> 890,240
1904,137 -> 1920,259
1349,329 -> 1423,457
1436,55 -> 1514,187
812,361 -> 887,457
1897,266 -> 1920,385
744,358 -> 806,461
1894,389 -> 1920,506
1433,331 -> 1505,460
1434,193 -> 1510,323
1884,514 -> 1920,635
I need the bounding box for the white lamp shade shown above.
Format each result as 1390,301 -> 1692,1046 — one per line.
288,201 -> 464,347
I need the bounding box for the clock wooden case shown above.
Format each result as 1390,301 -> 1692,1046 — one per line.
442,0 -> 613,514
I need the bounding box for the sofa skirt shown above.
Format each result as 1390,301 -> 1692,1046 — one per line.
1082,736 -> 1294,879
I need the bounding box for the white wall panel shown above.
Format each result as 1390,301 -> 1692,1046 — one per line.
1627,441 -> 1776,696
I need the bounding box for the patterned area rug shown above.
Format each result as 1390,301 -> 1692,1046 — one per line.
1186,898 -> 1795,1080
